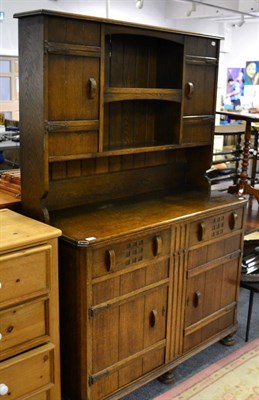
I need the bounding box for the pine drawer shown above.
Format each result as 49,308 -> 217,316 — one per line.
0,245 -> 52,307
0,298 -> 49,361
0,343 -> 55,399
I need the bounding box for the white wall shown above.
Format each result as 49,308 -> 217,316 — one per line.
0,0 -> 169,55
217,21 -> 259,110
1,0 -> 259,105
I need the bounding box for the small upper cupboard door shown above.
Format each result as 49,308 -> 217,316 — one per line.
183,60 -> 217,116
46,16 -> 101,122
47,54 -> 100,122
184,35 -> 219,115
46,54 -> 100,155
45,17 -> 101,155
182,36 -> 219,144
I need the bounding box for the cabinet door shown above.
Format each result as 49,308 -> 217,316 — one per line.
46,17 -> 101,156
46,54 -> 100,156
183,257 -> 240,352
90,285 -> 168,399
184,206 -> 244,353
182,36 -> 219,144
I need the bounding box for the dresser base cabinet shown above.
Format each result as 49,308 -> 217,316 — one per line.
0,209 -> 61,400
51,192 -> 247,400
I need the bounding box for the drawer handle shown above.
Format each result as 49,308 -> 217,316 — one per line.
149,309 -> 158,328
186,82 -> 194,99
106,249 -> 115,272
194,290 -> 202,307
229,212 -> 238,230
0,384 -> 8,396
198,222 -> 205,241
89,77 -> 97,99
154,235 -> 162,256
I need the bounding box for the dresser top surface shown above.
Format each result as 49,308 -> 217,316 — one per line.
50,191 -> 247,245
14,9 -> 222,40
0,209 -> 61,253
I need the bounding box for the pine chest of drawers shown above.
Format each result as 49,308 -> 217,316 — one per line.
0,209 -> 61,399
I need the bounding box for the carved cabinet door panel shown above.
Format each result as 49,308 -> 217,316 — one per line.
182,36 -> 219,144
183,257 -> 240,353
90,284 -> 168,399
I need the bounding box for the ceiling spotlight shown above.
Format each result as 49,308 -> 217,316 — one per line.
186,2 -> 197,17
237,14 -> 245,27
136,0 -> 144,9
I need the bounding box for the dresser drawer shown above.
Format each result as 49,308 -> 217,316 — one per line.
92,229 -> 171,278
188,232 -> 243,270
0,298 -> 49,361
0,245 -> 52,306
0,343 -> 55,399
92,258 -> 170,305
189,207 -> 244,246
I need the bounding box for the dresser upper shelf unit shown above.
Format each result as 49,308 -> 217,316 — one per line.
15,9 -> 220,222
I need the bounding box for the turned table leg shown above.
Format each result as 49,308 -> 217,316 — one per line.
228,120 -> 259,203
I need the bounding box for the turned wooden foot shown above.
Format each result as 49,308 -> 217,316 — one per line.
158,369 -> 176,384
220,334 -> 235,346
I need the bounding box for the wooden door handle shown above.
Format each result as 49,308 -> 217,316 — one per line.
229,211 -> 238,230
154,235 -> 162,256
106,249 -> 115,272
186,82 -> 194,99
198,222 -> 206,241
149,309 -> 158,327
194,290 -> 202,307
88,77 -> 97,99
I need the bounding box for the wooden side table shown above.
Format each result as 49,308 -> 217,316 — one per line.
213,124 -> 245,185
251,125 -> 259,187
216,111 -> 259,203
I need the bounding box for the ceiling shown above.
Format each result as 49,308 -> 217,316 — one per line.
45,0 -> 259,26
169,0 -> 259,25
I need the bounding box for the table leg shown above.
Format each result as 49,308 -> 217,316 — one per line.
228,121 -> 259,203
245,290 -> 254,342
250,128 -> 258,187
